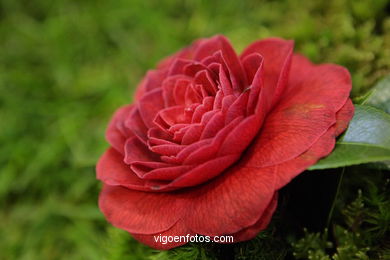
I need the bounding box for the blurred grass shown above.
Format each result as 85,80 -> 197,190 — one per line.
0,0 -> 389,259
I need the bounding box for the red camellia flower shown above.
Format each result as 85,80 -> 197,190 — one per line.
97,35 -> 354,249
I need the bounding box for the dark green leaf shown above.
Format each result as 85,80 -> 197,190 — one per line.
366,75 -> 390,114
309,143 -> 390,170
310,105 -> 390,170
341,105 -> 390,147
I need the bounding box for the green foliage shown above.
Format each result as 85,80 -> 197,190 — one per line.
310,105 -> 390,170
293,183 -> 390,260
342,106 -> 390,147
353,89 -> 375,105
292,229 -> 332,260
1,0 -> 389,259
367,75 -> 390,114
233,229 -> 289,260
150,245 -> 215,260
310,143 -> 390,170
105,228 -> 154,260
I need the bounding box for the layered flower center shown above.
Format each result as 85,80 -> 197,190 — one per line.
117,52 -> 264,190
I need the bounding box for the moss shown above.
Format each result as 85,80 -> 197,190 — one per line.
293,175 -> 390,260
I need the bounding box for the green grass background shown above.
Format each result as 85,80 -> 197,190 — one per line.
0,0 -> 389,259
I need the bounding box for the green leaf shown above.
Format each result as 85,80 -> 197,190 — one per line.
366,74 -> 390,114
309,143 -> 390,170
353,88 -> 375,105
341,105 -> 390,147
309,105 -> 390,170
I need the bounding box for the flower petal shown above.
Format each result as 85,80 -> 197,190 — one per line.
124,136 -> 159,165
142,165 -> 193,181
184,165 -> 276,235
242,52 -> 264,84
246,55 -> 352,168
246,103 -> 335,168
125,108 -> 149,143
286,54 -> 352,112
157,41 -> 201,70
271,99 -> 354,189
194,35 -> 247,89
335,98 -> 354,136
168,154 -> 239,188
97,148 -> 149,191
270,126 -> 336,190
106,105 -> 134,154
143,70 -> 167,93
99,158 -> 277,238
99,184 -> 181,234
231,193 -> 278,242
138,88 -> 165,128
131,221 -> 193,250
240,38 -> 294,107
